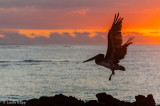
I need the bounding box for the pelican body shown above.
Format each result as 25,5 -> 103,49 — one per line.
83,13 -> 133,81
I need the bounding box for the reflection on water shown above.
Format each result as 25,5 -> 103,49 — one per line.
0,45 -> 159,103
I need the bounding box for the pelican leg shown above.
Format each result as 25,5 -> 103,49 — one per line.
109,70 -> 115,81
109,73 -> 112,81
112,70 -> 115,75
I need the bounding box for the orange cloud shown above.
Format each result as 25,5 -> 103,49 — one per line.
0,28 -> 160,44
18,29 -> 106,38
0,34 -> 5,38
18,29 -> 51,38
123,29 -> 160,37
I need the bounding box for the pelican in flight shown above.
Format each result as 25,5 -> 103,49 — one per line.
83,13 -> 134,81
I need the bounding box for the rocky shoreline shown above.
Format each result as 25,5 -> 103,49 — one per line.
0,92 -> 156,106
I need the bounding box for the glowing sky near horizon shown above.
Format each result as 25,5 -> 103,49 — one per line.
0,0 -> 160,44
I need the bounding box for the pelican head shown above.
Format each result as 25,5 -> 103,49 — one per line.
83,54 -> 104,63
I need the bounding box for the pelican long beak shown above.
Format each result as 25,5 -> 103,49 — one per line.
83,55 -> 97,63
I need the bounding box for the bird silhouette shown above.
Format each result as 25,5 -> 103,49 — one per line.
83,13 -> 134,81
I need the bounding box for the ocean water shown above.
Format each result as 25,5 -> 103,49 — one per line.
0,45 -> 160,103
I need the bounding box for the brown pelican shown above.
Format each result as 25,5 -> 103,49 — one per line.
83,13 -> 134,81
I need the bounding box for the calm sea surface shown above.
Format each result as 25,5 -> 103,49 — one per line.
0,45 -> 160,103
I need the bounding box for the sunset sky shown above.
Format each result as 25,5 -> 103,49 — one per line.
0,0 -> 160,44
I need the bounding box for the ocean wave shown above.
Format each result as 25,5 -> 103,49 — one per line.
63,46 -> 71,47
23,60 -> 70,63
0,61 -> 11,63
0,60 -> 75,67
23,60 -> 52,63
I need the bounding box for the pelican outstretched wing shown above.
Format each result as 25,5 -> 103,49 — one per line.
105,13 -> 133,64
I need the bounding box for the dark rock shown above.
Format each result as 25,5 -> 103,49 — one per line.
0,93 -> 156,106
96,92 -> 132,106
85,100 -> 98,106
25,94 -> 84,106
134,94 -> 155,106
52,94 -> 84,106
96,92 -> 113,103
26,98 -> 39,106
147,94 -> 156,106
